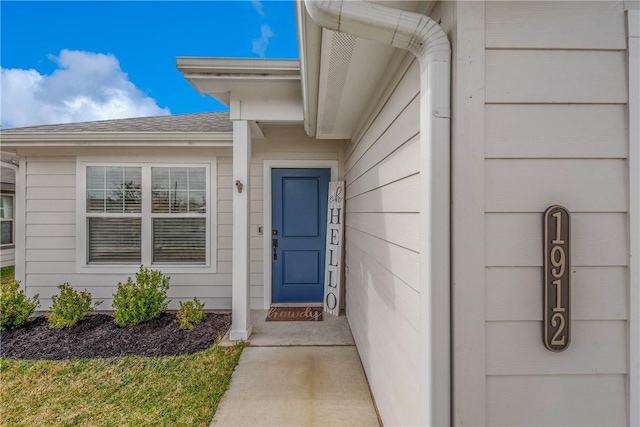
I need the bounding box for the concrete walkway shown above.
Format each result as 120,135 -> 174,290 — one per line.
212,310 -> 380,426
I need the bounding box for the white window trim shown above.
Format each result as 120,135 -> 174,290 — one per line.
0,193 -> 15,248
76,156 -> 217,274
262,159 -> 339,309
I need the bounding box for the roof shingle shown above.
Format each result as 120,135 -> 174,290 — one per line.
1,112 -> 231,133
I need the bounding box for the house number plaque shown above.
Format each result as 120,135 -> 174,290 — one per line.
543,205 -> 571,352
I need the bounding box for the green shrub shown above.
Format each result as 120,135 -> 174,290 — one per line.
0,280 -> 40,331
176,297 -> 206,330
112,266 -> 170,327
46,283 -> 102,329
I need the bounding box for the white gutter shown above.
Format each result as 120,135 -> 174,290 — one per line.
303,1 -> 451,425
295,2 -> 322,136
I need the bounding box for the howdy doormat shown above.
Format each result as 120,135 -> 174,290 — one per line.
266,307 -> 323,322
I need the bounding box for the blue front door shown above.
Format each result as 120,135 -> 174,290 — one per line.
272,168 -> 330,303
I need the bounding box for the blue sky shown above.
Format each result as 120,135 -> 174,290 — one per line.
0,1 -> 298,128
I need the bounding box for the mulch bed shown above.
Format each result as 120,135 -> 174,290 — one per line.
0,312 -> 231,360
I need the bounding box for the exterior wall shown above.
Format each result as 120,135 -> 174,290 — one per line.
451,2 -> 633,425
344,54 -> 422,425
19,149 -> 229,310
16,129 -> 343,310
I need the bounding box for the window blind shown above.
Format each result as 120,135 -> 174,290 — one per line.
153,218 -> 206,264
88,217 -> 141,263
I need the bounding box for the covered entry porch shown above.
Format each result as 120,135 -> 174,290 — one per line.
177,57 -> 344,341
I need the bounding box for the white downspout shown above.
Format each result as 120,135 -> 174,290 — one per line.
304,1 -> 451,425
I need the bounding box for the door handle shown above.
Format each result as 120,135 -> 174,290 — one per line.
272,238 -> 278,261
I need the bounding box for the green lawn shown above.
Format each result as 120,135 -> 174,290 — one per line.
0,342 -> 244,427
0,266 -> 14,285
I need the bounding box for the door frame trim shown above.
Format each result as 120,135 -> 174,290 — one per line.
262,160 -> 339,309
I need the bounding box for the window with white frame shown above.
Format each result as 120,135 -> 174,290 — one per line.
151,167 -> 206,264
0,194 -> 14,246
82,162 -> 212,268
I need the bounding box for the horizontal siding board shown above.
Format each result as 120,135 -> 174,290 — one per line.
486,321 -> 627,375
486,50 -> 627,103
26,261 -> 75,274
346,174 -> 419,213
486,266 -> 628,321
250,273 -> 263,286
487,375 -> 627,426
346,213 -> 420,252
217,200 -> 232,213
485,213 -> 628,266
485,159 -> 628,212
218,237 -> 232,249
217,262 -> 232,274
486,1 -> 626,49
218,249 -> 232,262
346,240 -> 420,331
249,249 -> 262,261
485,104 -> 628,158
26,237 -> 76,249
346,251 -> 421,425
250,285 -> 264,298
27,162 -> 75,175
26,249 -> 75,262
27,187 -> 76,200
26,212 -> 75,225
26,199 -> 76,212
218,213 -> 233,225
346,61 -> 419,163
346,226 -> 419,291
346,137 -> 420,199
26,225 -> 75,237
218,225 -> 232,237
346,96 -> 420,182
26,174 -> 75,188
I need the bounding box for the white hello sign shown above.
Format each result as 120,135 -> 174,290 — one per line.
324,181 -> 344,316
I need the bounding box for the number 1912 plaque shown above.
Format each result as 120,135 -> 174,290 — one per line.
543,205 -> 571,352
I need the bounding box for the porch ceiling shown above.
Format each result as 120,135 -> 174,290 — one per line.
298,0 -> 436,139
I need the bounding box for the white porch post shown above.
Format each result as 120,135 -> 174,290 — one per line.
230,119 -> 252,340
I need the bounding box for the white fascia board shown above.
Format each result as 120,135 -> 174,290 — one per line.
295,1 -> 322,137
176,57 -> 300,75
0,132 -> 233,147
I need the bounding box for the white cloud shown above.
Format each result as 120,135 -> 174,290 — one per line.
251,0 -> 265,16
252,24 -> 275,58
1,49 -> 169,129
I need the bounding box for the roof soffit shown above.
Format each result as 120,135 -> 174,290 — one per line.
299,0 -> 435,139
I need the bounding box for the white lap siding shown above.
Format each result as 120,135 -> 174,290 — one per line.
22,152 -> 233,310
482,2 -> 629,425
344,55 -> 422,426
